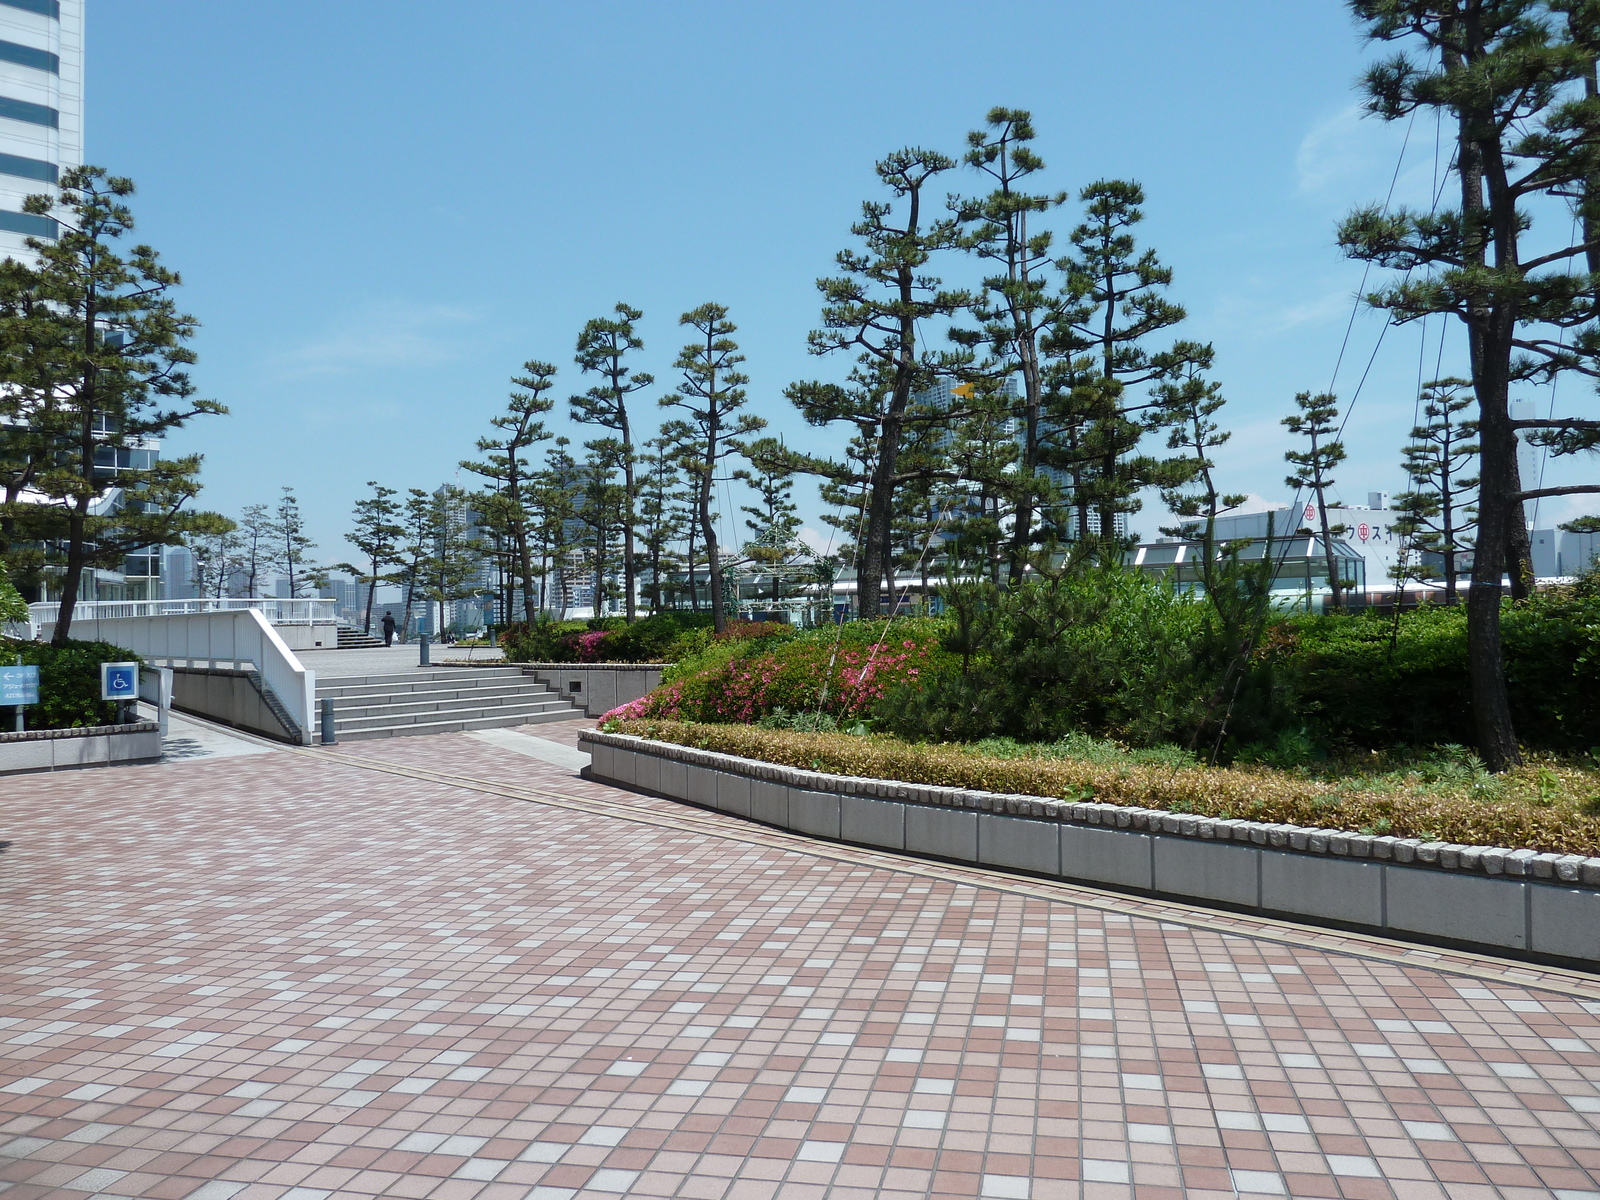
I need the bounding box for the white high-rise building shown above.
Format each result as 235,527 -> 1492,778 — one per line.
0,0 -> 81,262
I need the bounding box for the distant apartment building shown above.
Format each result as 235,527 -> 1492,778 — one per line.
0,0 -> 82,261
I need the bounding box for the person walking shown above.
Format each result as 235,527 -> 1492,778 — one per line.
381,611 -> 396,647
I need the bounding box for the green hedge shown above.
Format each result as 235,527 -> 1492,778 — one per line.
500,612 -> 715,664
1282,591 -> 1600,752
0,636 -> 142,730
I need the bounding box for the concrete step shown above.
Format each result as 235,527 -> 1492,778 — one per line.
336,626 -> 386,649
318,681 -> 551,707
328,694 -> 572,723
315,669 -> 527,696
331,706 -> 582,741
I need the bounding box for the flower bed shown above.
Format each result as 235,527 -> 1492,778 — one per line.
609,619 -> 949,725
602,719 -> 1600,858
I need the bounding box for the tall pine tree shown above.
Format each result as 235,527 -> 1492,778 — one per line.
1338,0 -> 1600,767
572,305 -> 652,621
661,304 -> 764,632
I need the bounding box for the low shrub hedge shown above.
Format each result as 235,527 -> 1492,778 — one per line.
1273,590 -> 1600,754
0,635 -> 142,730
604,719 -> 1600,857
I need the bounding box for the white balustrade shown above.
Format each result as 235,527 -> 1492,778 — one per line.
30,607 -> 317,745
27,597 -> 338,627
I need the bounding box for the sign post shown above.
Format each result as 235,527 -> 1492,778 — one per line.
1,658 -> 39,732
100,661 -> 140,724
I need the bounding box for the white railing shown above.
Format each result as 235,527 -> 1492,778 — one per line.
31,607 -> 317,745
28,597 -> 339,627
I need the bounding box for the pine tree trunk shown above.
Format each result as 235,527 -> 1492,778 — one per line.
1314,476 -> 1343,612
51,514 -> 88,646
621,418 -> 637,622
1447,24 -> 1522,769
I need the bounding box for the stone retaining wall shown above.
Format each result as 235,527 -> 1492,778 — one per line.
580,730 -> 1600,970
520,665 -> 666,718
0,722 -> 162,774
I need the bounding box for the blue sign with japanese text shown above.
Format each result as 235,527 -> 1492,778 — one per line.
0,664 -> 39,706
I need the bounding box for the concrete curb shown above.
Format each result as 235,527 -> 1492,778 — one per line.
0,721 -> 162,774
579,730 -> 1600,969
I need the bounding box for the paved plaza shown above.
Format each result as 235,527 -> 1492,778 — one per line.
3,719 -> 1600,1200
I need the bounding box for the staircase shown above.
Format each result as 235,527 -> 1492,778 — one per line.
315,667 -> 582,741
337,625 -> 385,649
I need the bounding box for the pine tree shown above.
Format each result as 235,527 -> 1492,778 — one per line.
532,437 -> 582,618
652,420 -> 703,610
0,257 -> 72,595
186,518 -> 240,601
635,437 -> 685,613
734,438 -> 805,605
1155,348 -> 1246,598
786,149 -> 972,618
951,108 -> 1066,583
6,168 -> 227,641
1048,180 -> 1201,548
573,305 -> 652,621
1398,378 -> 1479,604
1338,1 -> 1600,768
424,485 -> 483,637
943,387 -> 1022,585
334,482 -> 405,633
236,504 -> 274,598
660,304 -> 765,632
271,486 -> 317,598
397,488 -> 434,638
575,443 -> 627,617
463,361 -> 554,624
1283,392 -> 1351,612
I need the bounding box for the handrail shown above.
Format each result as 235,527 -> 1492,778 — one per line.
27,597 -> 339,626
29,607 -> 317,745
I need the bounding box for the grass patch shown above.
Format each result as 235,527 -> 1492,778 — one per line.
604,719 -> 1600,857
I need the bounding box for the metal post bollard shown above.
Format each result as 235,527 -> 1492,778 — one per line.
419,633 -> 430,666
320,696 -> 337,744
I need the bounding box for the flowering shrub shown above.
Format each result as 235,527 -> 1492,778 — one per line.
560,629 -> 611,662
626,619 -> 952,725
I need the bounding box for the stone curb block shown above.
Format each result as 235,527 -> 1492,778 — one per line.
578,730 -> 1600,887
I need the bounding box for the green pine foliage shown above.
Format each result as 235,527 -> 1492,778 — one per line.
0,558 -> 27,625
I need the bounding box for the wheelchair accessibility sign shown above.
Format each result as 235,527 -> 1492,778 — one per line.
100,661 -> 140,701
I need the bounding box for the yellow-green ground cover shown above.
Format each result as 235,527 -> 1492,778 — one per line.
605,719 -> 1600,857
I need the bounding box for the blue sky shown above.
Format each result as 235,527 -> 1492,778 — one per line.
86,0 -> 1596,566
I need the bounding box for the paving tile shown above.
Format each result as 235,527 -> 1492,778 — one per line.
0,719 -> 1597,1198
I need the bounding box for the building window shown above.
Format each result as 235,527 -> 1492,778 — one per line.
0,94 -> 56,128
0,150 -> 53,181
0,207 -> 54,236
0,39 -> 58,74
0,0 -> 60,18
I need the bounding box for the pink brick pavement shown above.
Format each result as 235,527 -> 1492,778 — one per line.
2,719 -> 1599,1199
